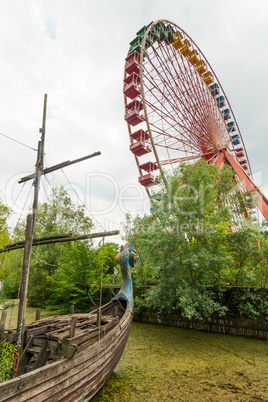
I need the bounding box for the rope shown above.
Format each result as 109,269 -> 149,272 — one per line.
8,253 -> 24,330
31,250 -> 60,267
10,182 -> 32,237
96,237 -> 105,373
0,131 -> 37,151
61,168 -> 106,232
58,242 -> 63,266
109,287 -> 126,312
86,289 -> 98,310
99,237 -> 104,311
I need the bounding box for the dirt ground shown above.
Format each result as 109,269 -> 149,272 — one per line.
93,322 -> 268,401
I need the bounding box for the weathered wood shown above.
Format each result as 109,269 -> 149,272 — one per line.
3,331 -> 17,343
19,152 -> 101,183
69,316 -> 77,338
77,318 -> 120,352
97,309 -> 101,328
0,300 -> 132,402
134,312 -> 268,340
14,319 -> 130,402
60,342 -> 78,359
43,320 -> 95,340
0,310 -> 7,331
113,305 -> 118,318
0,230 -> 120,253
27,346 -> 42,354
70,317 -> 119,347
35,308 -> 41,321
16,214 -> 34,347
26,325 -> 51,336
17,336 -> 33,376
70,304 -> 74,315
32,337 -> 58,351
32,340 -> 50,370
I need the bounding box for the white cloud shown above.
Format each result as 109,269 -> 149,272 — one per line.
0,0 -> 267,241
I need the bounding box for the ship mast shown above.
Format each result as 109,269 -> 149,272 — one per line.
16,94 -> 47,348
15,94 -> 102,348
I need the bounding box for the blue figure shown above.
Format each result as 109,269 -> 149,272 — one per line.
112,244 -> 137,311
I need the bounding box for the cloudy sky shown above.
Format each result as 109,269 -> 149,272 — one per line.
0,0 -> 267,243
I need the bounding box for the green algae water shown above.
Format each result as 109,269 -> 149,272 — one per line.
93,322 -> 268,401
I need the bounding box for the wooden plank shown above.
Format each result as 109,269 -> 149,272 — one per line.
113,305 -> 118,317
0,323 -> 127,401
4,332 -> 17,343
35,308 -> 41,321
69,317 -> 77,338
8,327 -> 121,400
0,301 -> 125,400
16,214 -> 34,347
51,320 -> 132,402
0,310 -> 7,332
20,319 -> 131,402
60,342 -> 78,359
32,338 -> 58,351
31,340 -> 50,371
0,230 -> 120,252
17,336 -> 33,376
76,318 -> 119,350
45,321 -> 92,340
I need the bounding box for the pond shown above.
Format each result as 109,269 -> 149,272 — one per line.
93,322 -> 268,401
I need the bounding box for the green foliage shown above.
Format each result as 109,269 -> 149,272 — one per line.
0,199 -> 10,246
6,186 -> 94,307
3,185 -> 120,312
2,187 -> 88,305
46,241 -> 119,313
0,341 -> 16,382
0,198 -> 10,280
232,288 -> 268,321
125,160 -> 266,320
35,186 -> 92,236
47,241 -> 97,312
1,249 -> 23,299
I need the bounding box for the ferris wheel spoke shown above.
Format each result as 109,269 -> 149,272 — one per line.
142,77 -> 213,149
123,20 -> 266,220
146,103 -> 213,150
160,152 -> 209,165
158,41 -> 213,131
155,39 -> 213,129
143,50 -> 210,139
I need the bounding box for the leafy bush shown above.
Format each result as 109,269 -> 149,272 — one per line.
0,341 -> 16,382
127,161 -> 267,320
233,288 -> 268,321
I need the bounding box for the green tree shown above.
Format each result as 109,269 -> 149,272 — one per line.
0,199 -> 11,296
125,161 -> 262,320
47,241 -> 119,313
4,186 -> 93,307
0,199 -> 10,249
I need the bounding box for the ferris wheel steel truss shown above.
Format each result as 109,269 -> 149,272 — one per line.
123,20 -> 268,220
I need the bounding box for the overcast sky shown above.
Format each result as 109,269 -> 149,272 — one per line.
0,0 -> 267,243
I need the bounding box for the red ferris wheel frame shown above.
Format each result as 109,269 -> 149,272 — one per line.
123,20 -> 268,220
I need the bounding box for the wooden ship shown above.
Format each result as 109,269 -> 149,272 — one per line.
0,247 -> 134,401
0,95 -> 134,401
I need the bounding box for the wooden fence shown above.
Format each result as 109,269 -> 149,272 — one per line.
134,312 -> 268,340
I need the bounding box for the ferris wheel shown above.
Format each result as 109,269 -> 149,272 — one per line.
123,19 -> 268,220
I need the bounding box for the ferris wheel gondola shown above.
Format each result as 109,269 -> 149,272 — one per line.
123,20 -> 268,220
